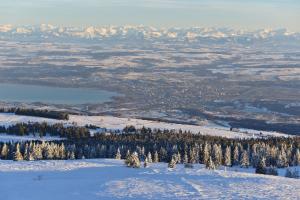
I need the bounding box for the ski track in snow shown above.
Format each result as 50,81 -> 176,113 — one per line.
0,159 -> 299,200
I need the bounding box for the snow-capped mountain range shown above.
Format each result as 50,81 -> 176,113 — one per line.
0,24 -> 299,43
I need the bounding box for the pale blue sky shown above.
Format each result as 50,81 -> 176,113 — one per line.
0,0 -> 299,31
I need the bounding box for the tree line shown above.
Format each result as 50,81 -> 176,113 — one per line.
0,126 -> 299,177
0,107 -> 69,120
0,122 -> 89,139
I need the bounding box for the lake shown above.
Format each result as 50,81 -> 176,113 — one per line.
0,83 -> 119,104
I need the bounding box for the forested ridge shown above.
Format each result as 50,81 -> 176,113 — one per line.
0,107 -> 299,177
0,124 -> 299,177
0,108 -> 69,120
0,122 -> 90,139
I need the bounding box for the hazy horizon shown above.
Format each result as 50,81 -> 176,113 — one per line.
1,0 -> 300,31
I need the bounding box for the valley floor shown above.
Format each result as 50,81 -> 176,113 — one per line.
0,159 -> 299,200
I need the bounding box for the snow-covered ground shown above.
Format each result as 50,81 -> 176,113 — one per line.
0,113 -> 289,139
0,159 -> 299,200
0,113 -> 65,127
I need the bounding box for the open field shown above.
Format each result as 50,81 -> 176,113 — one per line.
0,159 -> 299,200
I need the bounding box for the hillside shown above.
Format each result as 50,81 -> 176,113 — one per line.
0,159 -> 299,200
0,113 -> 289,139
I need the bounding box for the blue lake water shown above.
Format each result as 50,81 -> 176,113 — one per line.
0,83 -> 119,104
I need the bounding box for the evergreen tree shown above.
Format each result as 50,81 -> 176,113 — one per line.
24,143 -> 34,161
240,150 -> 250,168
183,151 -> 189,164
293,149 -> 300,166
1,144 -> 9,159
206,156 -> 216,170
251,144 -> 259,167
144,158 -> 149,168
168,154 -> 177,168
59,143 -> 66,160
115,148 -> 121,160
147,152 -> 153,163
44,144 -> 54,160
189,148 -> 196,164
203,143 -> 210,165
255,156 -> 267,174
126,150 -> 130,159
277,148 -> 288,168
69,151 -> 75,160
14,143 -> 23,161
233,145 -> 240,166
176,152 -> 181,164
212,144 -> 222,167
33,143 -> 43,160
224,146 -> 231,167
159,147 -> 167,161
125,152 -> 141,168
153,151 -> 159,163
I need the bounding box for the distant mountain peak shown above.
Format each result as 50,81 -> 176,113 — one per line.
0,24 -> 299,44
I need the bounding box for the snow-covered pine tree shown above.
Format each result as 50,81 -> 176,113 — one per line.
224,146 -> 232,167
13,143 -> 23,161
44,144 -> 54,160
115,148 -> 121,160
183,151 -> 189,164
194,146 -> 200,164
240,150 -> 250,168
69,151 -> 75,160
147,152 -> 153,163
203,143 -> 210,165
52,144 -> 60,159
206,156 -> 216,170
183,151 -> 193,168
125,152 -> 141,168
153,151 -> 159,163
251,144 -> 259,167
189,148 -> 196,164
33,143 -> 43,160
212,144 -> 222,167
268,146 -> 277,167
24,143 -> 34,161
176,152 -> 181,164
140,146 -> 145,161
168,154 -> 177,168
255,156 -> 267,174
28,143 -> 34,161
233,145 -> 240,166
286,146 -> 293,166
144,158 -> 149,168
277,148 -> 288,168
1,143 -> 9,159
293,149 -> 300,166
59,143 -> 66,160
126,150 -> 130,159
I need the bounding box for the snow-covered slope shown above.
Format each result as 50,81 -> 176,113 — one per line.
0,113 -> 288,139
0,159 -> 299,200
0,24 -> 299,44
68,114 -> 288,138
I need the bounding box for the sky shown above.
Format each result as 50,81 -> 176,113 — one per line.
0,0 -> 299,31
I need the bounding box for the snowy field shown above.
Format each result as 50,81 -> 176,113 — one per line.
0,159 -> 299,200
0,113 -> 289,139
